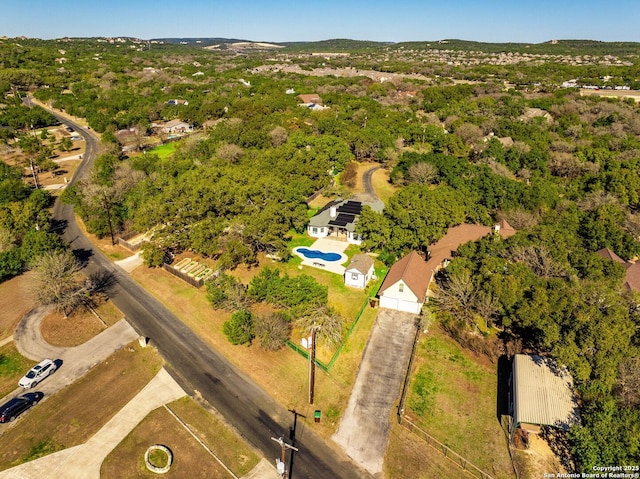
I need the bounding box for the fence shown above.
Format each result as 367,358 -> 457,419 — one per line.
398,416 -> 496,479
286,270 -> 388,372
117,231 -> 147,252
162,264 -> 205,288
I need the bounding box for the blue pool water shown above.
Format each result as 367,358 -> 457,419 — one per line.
296,248 -> 342,262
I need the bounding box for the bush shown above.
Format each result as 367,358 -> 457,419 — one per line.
205,273 -> 247,310
141,243 -> 167,267
223,310 -> 254,345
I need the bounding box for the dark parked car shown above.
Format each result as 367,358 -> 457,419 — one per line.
0,392 -> 44,423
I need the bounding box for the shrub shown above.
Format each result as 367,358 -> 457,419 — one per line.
223,310 -> 254,345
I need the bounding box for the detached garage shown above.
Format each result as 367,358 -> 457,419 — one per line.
378,251 -> 432,314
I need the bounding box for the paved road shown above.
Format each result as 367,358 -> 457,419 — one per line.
352,166 -> 385,211
45,109 -> 370,479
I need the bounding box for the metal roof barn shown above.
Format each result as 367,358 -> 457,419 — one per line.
511,354 -> 580,434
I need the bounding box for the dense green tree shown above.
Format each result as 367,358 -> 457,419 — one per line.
223,310 -> 255,346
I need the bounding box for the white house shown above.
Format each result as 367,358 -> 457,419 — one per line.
378,251 -> 431,314
160,119 -> 193,134
308,199 -> 364,245
344,254 -> 374,289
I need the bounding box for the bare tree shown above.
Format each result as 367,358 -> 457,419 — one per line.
616,357 -> 640,408
29,250 -> 86,317
508,245 -> 566,278
216,142 -> 244,163
407,162 -> 437,185
269,126 -> 288,147
433,269 -> 476,322
255,312 -> 291,351
473,291 -> 499,327
297,304 -> 344,349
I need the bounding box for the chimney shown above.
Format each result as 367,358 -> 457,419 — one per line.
330,206 -> 337,219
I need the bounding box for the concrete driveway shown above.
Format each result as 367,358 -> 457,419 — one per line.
332,309 -> 419,476
11,306 -> 139,399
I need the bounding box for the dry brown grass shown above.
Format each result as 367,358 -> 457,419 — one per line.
384,422 -> 471,479
101,398 -> 257,479
370,167 -> 398,204
41,300 -> 123,347
75,216 -> 134,261
0,342 -> 163,470
130,264 -> 375,439
0,273 -> 36,341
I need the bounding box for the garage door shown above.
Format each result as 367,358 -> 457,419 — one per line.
379,296 -> 399,311
397,300 -> 421,314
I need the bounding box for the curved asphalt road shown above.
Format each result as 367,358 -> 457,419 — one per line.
46,110 -> 371,479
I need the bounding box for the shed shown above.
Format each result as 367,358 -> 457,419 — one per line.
510,354 -> 580,441
344,254 -> 374,289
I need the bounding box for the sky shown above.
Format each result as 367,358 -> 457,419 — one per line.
2,0 -> 640,44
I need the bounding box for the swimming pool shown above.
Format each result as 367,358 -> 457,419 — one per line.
294,247 -> 342,262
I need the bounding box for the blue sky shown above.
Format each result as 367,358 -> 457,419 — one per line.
3,0 -> 639,44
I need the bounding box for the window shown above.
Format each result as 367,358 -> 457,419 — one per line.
312,227 -> 318,234
398,283 -> 404,292
351,273 -> 359,280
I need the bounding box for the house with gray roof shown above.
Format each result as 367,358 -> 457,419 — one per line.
307,199 -> 365,245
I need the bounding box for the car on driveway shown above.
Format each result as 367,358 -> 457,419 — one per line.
19,359 -> 57,389
0,392 -> 44,423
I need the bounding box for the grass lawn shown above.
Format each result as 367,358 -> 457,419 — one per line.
404,323 -> 515,479
384,422 -> 472,479
146,142 -> 177,159
0,343 -> 36,398
371,167 -> 397,204
101,397 -> 259,478
130,263 -> 377,439
0,342 -> 163,470
0,272 -> 36,341
41,300 -> 124,347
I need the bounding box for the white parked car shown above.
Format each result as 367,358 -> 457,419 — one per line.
19,359 -> 57,389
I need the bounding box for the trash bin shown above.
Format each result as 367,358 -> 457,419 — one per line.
314,410 -> 321,423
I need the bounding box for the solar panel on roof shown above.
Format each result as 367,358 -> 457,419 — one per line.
329,213 -> 355,227
338,202 -> 362,214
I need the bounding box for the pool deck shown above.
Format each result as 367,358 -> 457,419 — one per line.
293,238 -> 349,275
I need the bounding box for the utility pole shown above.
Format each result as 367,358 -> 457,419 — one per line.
308,326 -> 317,404
271,436 -> 298,479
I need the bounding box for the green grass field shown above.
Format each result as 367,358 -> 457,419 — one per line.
405,324 -> 514,479
0,344 -> 36,398
147,142 -> 177,159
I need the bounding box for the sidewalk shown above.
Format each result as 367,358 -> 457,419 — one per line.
0,368 -> 186,479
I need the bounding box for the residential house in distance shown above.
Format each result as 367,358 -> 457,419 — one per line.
298,93 -> 322,105
298,93 -> 328,110
157,119 -> 193,135
166,99 -> 189,106
344,254 -> 375,289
